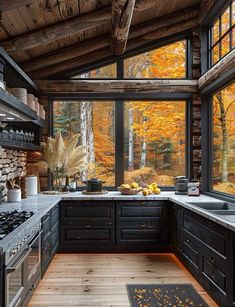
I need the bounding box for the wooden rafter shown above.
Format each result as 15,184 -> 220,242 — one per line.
29,15 -> 199,79
0,0 -> 39,12
36,79 -> 198,94
0,7 -> 111,52
111,0 -> 136,55
21,4 -> 199,73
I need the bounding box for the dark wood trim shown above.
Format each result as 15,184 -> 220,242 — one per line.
37,79 -> 198,94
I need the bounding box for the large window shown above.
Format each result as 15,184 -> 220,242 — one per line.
212,82 -> 235,195
53,100 -> 115,185
53,99 -> 187,188
124,40 -> 187,78
209,0 -> 235,66
124,101 -> 186,186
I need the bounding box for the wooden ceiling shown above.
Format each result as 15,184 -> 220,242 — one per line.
0,0 -> 202,79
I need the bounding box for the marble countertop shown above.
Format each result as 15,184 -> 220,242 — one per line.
0,191 -> 235,254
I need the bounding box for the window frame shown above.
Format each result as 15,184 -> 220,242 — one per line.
201,69 -> 235,202
50,94 -> 193,190
201,0 -> 234,74
63,34 -> 192,80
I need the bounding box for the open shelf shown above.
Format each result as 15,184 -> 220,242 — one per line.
0,138 -> 41,151
0,89 -> 37,120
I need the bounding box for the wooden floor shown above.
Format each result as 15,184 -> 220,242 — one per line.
29,253 -> 218,307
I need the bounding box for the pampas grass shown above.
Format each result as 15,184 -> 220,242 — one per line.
41,131 -> 87,179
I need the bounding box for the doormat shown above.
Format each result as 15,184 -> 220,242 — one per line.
126,283 -> 209,307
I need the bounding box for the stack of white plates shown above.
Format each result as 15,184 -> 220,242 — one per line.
9,88 -> 27,104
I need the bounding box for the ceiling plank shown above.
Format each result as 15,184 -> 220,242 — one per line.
29,15 -> 199,79
36,79 -> 198,94
22,4 -> 199,75
0,0 -> 39,12
0,7 -> 111,52
111,0 -> 136,55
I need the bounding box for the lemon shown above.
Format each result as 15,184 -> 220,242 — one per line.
131,182 -> 139,188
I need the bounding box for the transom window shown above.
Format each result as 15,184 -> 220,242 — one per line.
209,0 -> 235,66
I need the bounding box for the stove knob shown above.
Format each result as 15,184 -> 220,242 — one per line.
10,249 -> 17,255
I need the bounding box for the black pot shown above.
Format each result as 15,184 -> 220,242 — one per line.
82,178 -> 105,192
174,176 -> 188,195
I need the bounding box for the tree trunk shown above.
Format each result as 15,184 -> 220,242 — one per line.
216,92 -> 228,182
128,107 -> 134,170
87,101 -> 95,164
80,101 -> 88,180
140,116 -> 147,168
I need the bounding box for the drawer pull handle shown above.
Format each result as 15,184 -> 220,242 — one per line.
209,221 -> 214,226
209,256 -> 215,263
186,239 -> 191,244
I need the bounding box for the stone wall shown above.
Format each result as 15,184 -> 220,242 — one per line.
0,147 -> 27,198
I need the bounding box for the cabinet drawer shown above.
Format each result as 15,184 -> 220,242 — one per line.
183,211 -> 227,256
61,225 -> 115,244
117,202 -> 164,220
182,230 -> 200,270
61,202 -> 115,222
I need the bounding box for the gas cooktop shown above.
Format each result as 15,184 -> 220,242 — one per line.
0,210 -> 34,239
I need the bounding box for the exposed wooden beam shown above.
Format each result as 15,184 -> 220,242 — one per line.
36,79 -> 198,94
21,35 -> 110,73
21,4 -> 199,73
30,48 -> 113,79
0,7 -> 111,52
29,15 -> 199,79
198,49 -> 235,89
0,0 -> 39,12
111,0 -> 136,55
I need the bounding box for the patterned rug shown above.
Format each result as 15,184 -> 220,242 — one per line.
126,283 -> 209,307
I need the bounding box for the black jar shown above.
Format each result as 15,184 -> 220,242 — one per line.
174,176 -> 188,195
82,178 -> 105,192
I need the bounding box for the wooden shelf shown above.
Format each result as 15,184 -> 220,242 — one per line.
32,117 -> 47,128
0,89 -> 37,120
0,139 -> 41,151
0,47 -> 41,96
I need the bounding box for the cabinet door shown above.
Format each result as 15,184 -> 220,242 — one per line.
60,201 -> 115,224
51,222 -> 59,256
169,204 -> 182,253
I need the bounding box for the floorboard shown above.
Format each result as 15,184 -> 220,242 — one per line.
29,253 -> 218,307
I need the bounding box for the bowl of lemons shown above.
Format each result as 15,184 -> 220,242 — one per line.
117,182 -> 142,195
142,182 -> 161,196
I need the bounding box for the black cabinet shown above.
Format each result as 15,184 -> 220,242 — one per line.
41,204 -> 59,276
181,208 -> 230,307
169,203 -> 182,254
116,201 -> 169,251
60,201 -> 115,252
59,200 -> 169,252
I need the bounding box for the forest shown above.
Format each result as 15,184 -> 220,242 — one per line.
54,40 -> 186,187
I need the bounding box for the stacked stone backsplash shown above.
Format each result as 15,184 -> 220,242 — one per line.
0,147 -> 27,200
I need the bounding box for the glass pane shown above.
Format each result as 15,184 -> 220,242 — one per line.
124,101 -> 186,187
9,265 -> 23,304
212,44 -> 220,65
124,40 -> 186,78
212,82 -> 235,195
221,33 -> 230,57
53,101 -> 115,185
232,0 -> 235,25
221,7 -> 230,35
27,237 -> 40,281
212,19 -> 220,45
72,63 -> 117,78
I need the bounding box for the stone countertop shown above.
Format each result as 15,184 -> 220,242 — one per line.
0,191 -> 235,255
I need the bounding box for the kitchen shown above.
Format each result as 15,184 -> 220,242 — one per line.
0,0 -> 235,306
